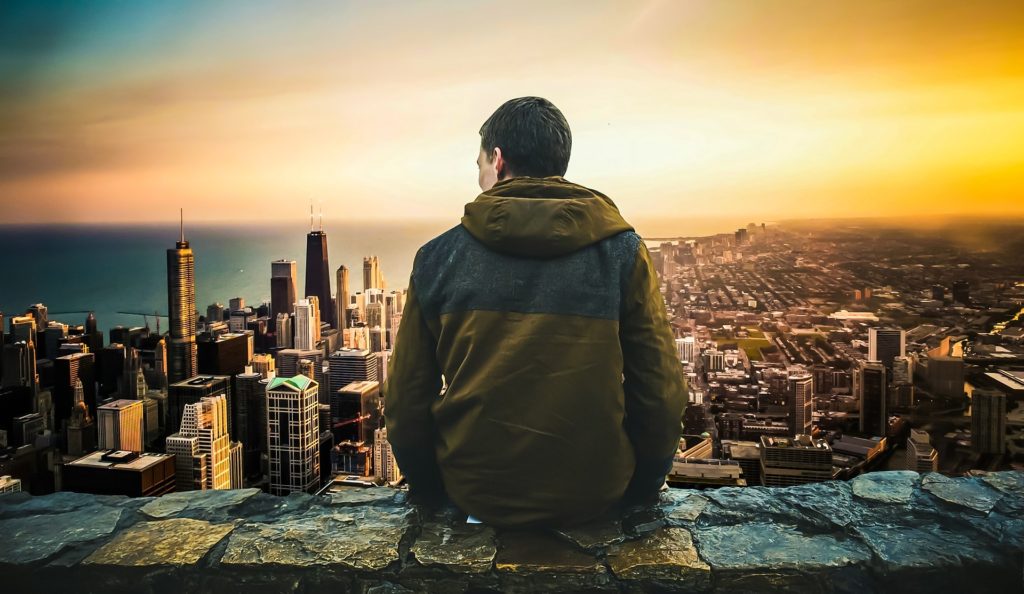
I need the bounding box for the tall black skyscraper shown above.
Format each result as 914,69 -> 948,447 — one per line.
167,210 -> 197,384
305,206 -> 334,328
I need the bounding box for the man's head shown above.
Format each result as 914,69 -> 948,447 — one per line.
477,96 -> 572,191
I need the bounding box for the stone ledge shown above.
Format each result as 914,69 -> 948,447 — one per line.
0,471 -> 1021,593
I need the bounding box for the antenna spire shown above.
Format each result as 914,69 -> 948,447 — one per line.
179,208 -> 184,243
310,202 -> 314,232
319,200 -> 323,232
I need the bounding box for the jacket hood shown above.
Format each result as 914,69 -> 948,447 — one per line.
461,176 -> 634,258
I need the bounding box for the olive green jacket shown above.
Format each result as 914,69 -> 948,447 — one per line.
383,176 -> 686,527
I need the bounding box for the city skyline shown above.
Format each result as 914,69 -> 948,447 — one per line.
2,1 -> 1023,224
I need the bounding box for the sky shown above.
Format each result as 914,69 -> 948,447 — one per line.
1,0 -> 1023,228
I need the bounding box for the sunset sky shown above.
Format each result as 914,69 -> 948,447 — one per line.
1,0 -> 1022,227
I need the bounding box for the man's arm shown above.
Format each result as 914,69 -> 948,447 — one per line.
619,240 -> 687,503
383,277 -> 445,503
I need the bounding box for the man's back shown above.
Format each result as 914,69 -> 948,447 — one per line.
384,175 -> 686,527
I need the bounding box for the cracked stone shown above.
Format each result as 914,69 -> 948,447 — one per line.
555,514 -> 625,550
665,493 -> 709,523
220,506 -> 411,571
921,473 -> 1002,513
84,518 -> 234,566
853,522 -> 1003,571
851,471 -> 918,504
0,507 -> 123,564
607,526 -> 710,588
981,471 -> 1024,496
495,531 -> 605,574
411,520 -> 497,573
696,522 -> 871,572
328,488 -> 402,507
140,488 -> 260,519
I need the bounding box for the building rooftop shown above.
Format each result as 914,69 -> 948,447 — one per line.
267,375 -> 314,392
66,450 -> 173,472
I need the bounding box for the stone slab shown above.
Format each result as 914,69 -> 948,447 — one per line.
84,518 -> 234,566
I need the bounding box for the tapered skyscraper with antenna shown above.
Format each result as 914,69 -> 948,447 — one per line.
304,202 -> 334,329
167,209 -> 197,383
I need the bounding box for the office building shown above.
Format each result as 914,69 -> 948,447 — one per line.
197,331 -> 250,377
788,373 -> 813,437
271,259 -> 299,320
363,256 -> 384,292
335,265 -> 350,330
267,375 -> 321,495
165,394 -> 236,490
0,475 -> 22,493
373,426 -> 401,484
62,450 -> 176,497
972,389 -> 1006,454
927,356 -> 965,399
65,380 -> 95,456
294,297 -> 321,351
97,399 -> 145,452
722,440 -> 761,485
906,428 -> 938,473
676,336 -> 696,364
206,303 -> 226,328
952,280 -> 970,305
760,434 -> 833,487
868,328 -> 906,373
54,352 -> 96,425
327,349 -> 380,400
167,375 -> 231,437
2,340 -> 37,389
234,368 -> 267,478
228,307 -> 255,334
167,214 -> 198,384
305,213 -> 335,329
331,380 -> 381,444
276,348 -> 324,394
251,353 -> 275,379
856,361 -> 888,436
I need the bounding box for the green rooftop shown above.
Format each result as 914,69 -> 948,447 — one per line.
267,375 -> 314,392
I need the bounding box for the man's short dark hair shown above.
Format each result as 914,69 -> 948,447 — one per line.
480,97 -> 572,178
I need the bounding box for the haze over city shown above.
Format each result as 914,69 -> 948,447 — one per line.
2,0 -> 1023,226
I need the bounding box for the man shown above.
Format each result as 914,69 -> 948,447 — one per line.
383,96 -> 686,527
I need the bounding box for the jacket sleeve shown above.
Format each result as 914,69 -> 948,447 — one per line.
619,240 -> 687,501
382,277 -> 445,501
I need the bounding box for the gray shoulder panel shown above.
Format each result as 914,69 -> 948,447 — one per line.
413,225 -> 641,321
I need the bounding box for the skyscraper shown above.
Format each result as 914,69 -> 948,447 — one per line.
335,265 -> 350,330
332,380 -> 381,444
327,348 -> 380,396
305,209 -> 334,328
267,375 -> 321,495
167,212 -> 197,384
856,360 -> 888,436
363,256 -> 384,292
97,399 -> 145,452
235,368 -> 268,479
868,328 -> 905,373
166,375 -> 231,437
165,394 -> 236,490
788,373 -> 813,437
373,426 -> 401,484
294,298 -> 321,351
54,351 -> 95,425
271,259 -> 298,320
971,389 -> 1006,454
906,428 -> 938,472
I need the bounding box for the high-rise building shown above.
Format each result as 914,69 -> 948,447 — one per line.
868,328 -> 905,374
276,348 -> 324,394
251,353 -> 276,379
363,256 -> 384,292
54,352 -> 96,424
927,356 -> 965,399
952,280 -> 970,305
271,259 -> 299,320
65,380 -> 96,456
676,336 -> 697,364
759,434 -> 833,487
234,368 -> 268,479
228,307 -> 255,333
166,375 -> 231,437
2,340 -> 37,389
335,265 -> 350,331
167,213 -> 198,384
197,332 -> 250,377
327,348 -> 380,399
294,298 -> 321,351
165,394 -> 237,490
62,451 -> 176,497
971,389 -> 1006,454
906,428 -> 938,472
97,399 -> 145,452
788,373 -> 813,437
27,303 -> 48,332
267,375 -> 321,495
856,361 -> 888,436
331,380 -> 381,444
206,303 -> 226,327
275,313 -> 293,349
304,212 -> 335,329
373,426 -> 401,484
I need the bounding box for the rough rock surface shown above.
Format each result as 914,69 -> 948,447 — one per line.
0,471 -> 1021,593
